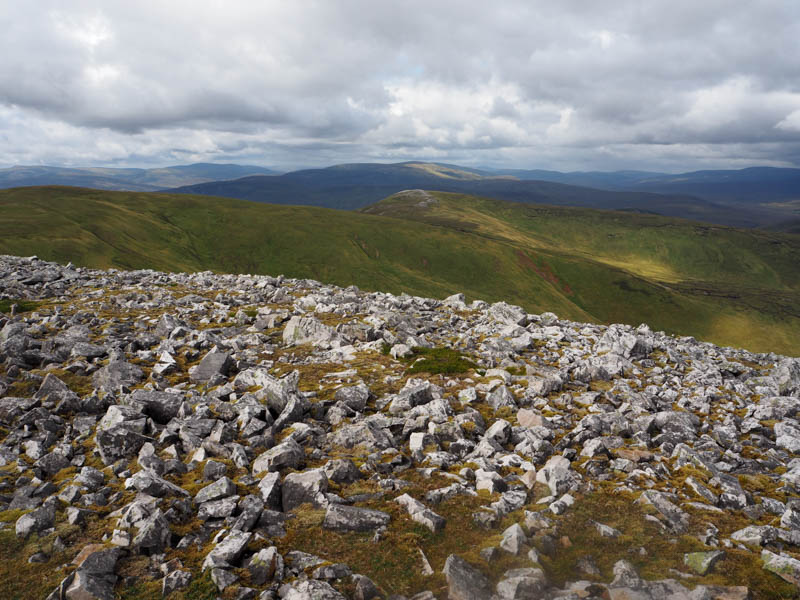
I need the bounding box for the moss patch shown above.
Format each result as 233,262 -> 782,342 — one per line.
404,347 -> 477,375
0,299 -> 42,314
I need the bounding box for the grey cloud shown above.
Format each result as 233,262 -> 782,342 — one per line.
1,1 -> 800,170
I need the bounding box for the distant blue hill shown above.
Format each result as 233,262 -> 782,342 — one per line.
485,165 -> 800,204
0,163 -> 278,191
165,161 -> 781,228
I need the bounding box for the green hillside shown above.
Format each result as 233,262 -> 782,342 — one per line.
364,191 -> 800,355
1,186 -> 799,356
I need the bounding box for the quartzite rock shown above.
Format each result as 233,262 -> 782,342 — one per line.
189,350 -> 234,383
323,504 -> 391,532
0,254 -> 790,600
443,554 -> 493,600
281,469 -> 329,511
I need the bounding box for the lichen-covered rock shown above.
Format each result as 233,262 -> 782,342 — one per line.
279,579 -> 347,600
685,550 -> 725,575
189,350 -> 234,383
282,469 -> 328,511
282,316 -> 340,347
92,360 -> 144,391
443,554 -> 492,600
252,438 -> 304,475
323,504 -> 391,532
0,254 -> 792,599
395,493 -> 446,533
495,567 -> 547,600
16,500 -> 56,538
202,531 -> 252,570
762,549 -> 800,586
195,476 -> 237,504
95,425 -> 151,465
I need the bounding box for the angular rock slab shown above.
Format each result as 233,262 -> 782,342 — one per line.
496,567 -> 547,600
202,531 -> 252,570
323,504 -> 391,532
637,490 -> 689,534
252,438 -> 304,475
536,455 -> 578,496
92,360 -> 144,392
189,350 -> 233,383
396,493 -> 446,533
281,580 -> 347,600
685,550 -> 725,575
762,549 -> 800,586
195,476 -> 237,504
282,469 -> 328,511
443,554 -> 493,600
499,523 -> 527,555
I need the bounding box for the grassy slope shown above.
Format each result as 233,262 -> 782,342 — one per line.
1,186 -> 799,355
0,186 -> 587,319
364,192 -> 800,356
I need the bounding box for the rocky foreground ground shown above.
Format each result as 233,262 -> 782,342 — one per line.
1,254 -> 800,600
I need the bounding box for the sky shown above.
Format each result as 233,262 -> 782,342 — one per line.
2,1 -> 800,172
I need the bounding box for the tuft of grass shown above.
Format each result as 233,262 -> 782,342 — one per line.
404,347 -> 476,375
0,508 -> 32,523
0,299 -> 41,314
545,483 -> 797,600
0,520 -> 111,599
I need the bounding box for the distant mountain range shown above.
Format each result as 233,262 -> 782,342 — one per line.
0,163 -> 277,191
487,165 -> 800,204
165,161 -> 796,228
3,160 -> 800,228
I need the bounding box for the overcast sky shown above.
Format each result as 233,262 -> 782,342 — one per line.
2,1 -> 800,172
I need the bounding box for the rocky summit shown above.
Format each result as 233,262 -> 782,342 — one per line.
0,254 -> 799,600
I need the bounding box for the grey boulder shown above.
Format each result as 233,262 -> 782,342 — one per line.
443,554 -> 492,600
323,504 -> 391,532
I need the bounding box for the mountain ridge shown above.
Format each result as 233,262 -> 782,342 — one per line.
165,162 -> 760,227
5,161 -> 800,228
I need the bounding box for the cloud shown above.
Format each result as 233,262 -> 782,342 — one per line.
1,1 -> 800,170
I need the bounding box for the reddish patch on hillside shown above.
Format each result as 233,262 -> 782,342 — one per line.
516,249 -> 573,296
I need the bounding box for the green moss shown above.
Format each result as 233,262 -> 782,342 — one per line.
178,570 -> 219,600
0,299 -> 41,314
404,347 -> 476,375
0,527 -> 77,599
6,380 -> 38,398
0,508 -> 31,523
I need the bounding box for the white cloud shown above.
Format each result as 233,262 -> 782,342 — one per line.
777,110 -> 800,133
1,0 -> 800,170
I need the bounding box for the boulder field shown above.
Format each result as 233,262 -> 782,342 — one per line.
0,254 -> 799,599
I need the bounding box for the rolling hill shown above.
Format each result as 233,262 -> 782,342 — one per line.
487,165 -> 800,202
488,165 -> 800,225
1,185 -> 799,355
0,163 -> 277,191
166,161 -> 763,227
